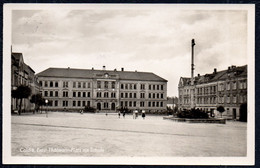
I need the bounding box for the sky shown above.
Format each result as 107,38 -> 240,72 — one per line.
11,6 -> 248,97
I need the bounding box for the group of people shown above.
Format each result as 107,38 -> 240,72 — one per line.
133,109 -> 146,119
117,109 -> 146,119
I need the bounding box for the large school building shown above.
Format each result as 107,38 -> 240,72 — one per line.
37,67 -> 168,113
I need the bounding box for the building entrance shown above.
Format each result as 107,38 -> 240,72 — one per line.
97,103 -> 101,111
111,103 -> 115,110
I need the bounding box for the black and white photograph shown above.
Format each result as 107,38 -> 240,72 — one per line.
3,4 -> 255,165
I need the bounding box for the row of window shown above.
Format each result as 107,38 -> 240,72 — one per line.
120,101 -> 164,107
73,91 -> 91,98
97,92 -> 116,98
40,81 -> 92,89
120,83 -> 164,90
181,95 -> 247,105
45,100 -> 164,108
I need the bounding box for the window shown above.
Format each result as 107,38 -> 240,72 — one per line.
78,92 -> 81,97
125,84 -> 128,89
55,100 -> 58,106
39,81 -> 42,86
156,102 -> 159,107
152,102 -> 155,107
121,84 -> 124,89
83,101 -> 86,106
133,101 -> 136,107
104,92 -> 109,98
104,102 -> 108,109
44,81 -> 48,87
63,91 -> 68,97
73,92 -> 76,97
63,81 -> 68,88
157,93 -> 159,98
88,82 -> 91,88
88,92 -> 91,97
141,84 -> 145,90
161,85 -> 164,90
148,102 -> 151,107
125,101 -> 128,107
97,81 -> 101,88
232,82 -> 236,90
134,93 -> 137,98
129,93 -> 132,98
227,82 -> 230,90
73,82 -> 76,88
105,81 -> 108,89
73,101 -> 76,107
55,82 -> 58,87
111,92 -> 116,98
78,82 -> 81,88
50,91 -> 53,97
160,102 -> 163,107
153,85 -> 155,90
129,101 -> 132,107
233,95 -> 237,103
78,101 -> 81,106
55,91 -> 58,97
125,93 -> 128,98
149,85 -> 151,90
97,92 -> 101,98
112,82 -> 115,89
44,91 -> 48,97
121,101 -> 124,107
140,101 -> 144,107
161,93 -> 163,99
87,101 -> 90,106
129,84 -> 132,90
121,93 -> 124,98
83,82 -> 86,88
157,85 -> 159,90
140,93 -> 145,98
63,101 -> 68,107
83,92 -> 86,97
153,93 -> 155,99
149,93 -> 151,98
134,84 -> 137,90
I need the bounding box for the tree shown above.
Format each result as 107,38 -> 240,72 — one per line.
11,85 -> 32,115
30,94 -> 45,113
217,106 -> 225,118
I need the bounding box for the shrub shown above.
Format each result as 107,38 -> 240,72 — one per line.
177,108 -> 209,119
83,106 -> 96,113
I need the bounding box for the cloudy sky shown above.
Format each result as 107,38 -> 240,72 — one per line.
11,5 -> 248,96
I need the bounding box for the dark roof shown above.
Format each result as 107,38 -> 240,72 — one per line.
12,52 -> 23,61
179,65 -> 247,86
37,67 -> 168,82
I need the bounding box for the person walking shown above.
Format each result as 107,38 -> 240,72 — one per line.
133,109 -> 136,119
142,109 -> 146,119
118,111 -> 121,118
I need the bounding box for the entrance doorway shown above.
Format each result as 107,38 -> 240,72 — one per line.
233,108 -> 237,120
111,103 -> 115,110
97,103 -> 101,111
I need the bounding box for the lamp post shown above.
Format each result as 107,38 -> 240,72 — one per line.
45,99 -> 48,118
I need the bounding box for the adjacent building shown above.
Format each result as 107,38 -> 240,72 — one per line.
11,52 -> 40,112
178,65 -> 247,119
37,67 -> 168,113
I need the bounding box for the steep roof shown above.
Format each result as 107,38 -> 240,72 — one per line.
37,67 -> 168,82
179,65 -> 247,86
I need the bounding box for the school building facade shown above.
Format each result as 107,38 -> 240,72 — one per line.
37,67 -> 168,113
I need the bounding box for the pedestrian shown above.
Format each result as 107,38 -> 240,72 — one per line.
133,109 -> 136,119
118,111 -> 121,118
135,109 -> 138,119
80,110 -> 83,114
142,109 -> 146,119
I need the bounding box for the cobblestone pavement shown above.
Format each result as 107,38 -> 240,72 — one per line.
11,112 -> 247,157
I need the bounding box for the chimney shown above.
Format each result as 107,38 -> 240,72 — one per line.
121,68 -> 124,71
214,68 -> 217,74
103,66 -> 106,70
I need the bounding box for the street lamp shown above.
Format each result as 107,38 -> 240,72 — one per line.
45,99 -> 48,118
